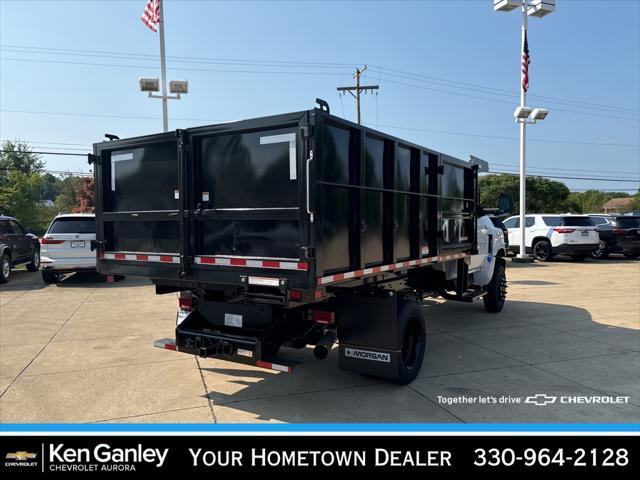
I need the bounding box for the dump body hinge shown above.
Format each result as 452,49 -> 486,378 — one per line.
302,125 -> 314,138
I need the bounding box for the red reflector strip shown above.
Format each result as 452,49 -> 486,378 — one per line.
153,338 -> 177,351
312,310 -> 335,324
256,360 -> 292,373
103,252 -> 180,264
317,252 -> 469,286
194,256 -> 309,271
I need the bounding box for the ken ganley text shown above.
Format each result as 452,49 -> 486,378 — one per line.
190,448 -> 452,467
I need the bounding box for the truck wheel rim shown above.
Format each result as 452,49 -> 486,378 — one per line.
402,317 -> 424,370
2,258 -> 9,277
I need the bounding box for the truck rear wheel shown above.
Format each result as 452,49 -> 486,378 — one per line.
483,261 -> 507,313
393,300 -> 426,385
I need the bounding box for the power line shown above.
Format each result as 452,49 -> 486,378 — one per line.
0,44 -> 357,68
491,162 -> 640,176
0,57 -> 351,77
376,76 -> 639,122
4,110 -> 636,151
370,123 -> 639,148
0,150 -> 87,157
3,55 -> 638,122
4,43 -> 635,115
489,171 -> 640,183
369,64 -> 640,116
1,108 -> 220,123
1,139 -> 90,147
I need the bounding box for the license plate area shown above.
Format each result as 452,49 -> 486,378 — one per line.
71,240 -> 86,248
581,231 -> 589,237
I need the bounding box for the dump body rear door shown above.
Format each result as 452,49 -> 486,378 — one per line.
188,117 -> 310,289
95,134 -> 182,278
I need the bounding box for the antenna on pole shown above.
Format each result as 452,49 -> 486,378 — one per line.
337,65 -> 379,124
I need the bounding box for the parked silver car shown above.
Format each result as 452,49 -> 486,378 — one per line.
40,213 -> 96,283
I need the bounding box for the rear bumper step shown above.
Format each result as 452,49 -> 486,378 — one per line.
152,337 -> 297,373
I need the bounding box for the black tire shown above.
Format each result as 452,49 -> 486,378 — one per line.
570,254 -> 588,261
0,253 -> 11,284
591,240 -> 609,259
42,270 -> 60,284
533,240 -> 553,262
623,252 -> 640,259
391,299 -> 426,385
26,249 -> 41,272
484,260 -> 507,313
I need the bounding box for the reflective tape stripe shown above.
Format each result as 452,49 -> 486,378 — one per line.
256,360 -> 292,373
103,252 -> 180,264
153,338 -> 177,351
317,252 -> 469,286
194,256 -> 308,271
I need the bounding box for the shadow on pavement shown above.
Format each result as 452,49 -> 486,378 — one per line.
195,298 -> 639,423
55,272 -> 151,289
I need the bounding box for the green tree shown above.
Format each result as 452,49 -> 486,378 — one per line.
0,140 -> 44,178
54,174 -> 84,213
479,174 -> 571,213
567,190 -> 630,214
0,141 -> 55,234
628,190 -> 640,211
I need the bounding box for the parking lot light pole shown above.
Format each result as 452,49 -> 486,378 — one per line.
494,0 -> 555,261
139,0 -> 189,132
517,2 -> 529,261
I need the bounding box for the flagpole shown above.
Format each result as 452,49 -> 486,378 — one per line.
158,0 -> 169,132
517,0 -> 528,260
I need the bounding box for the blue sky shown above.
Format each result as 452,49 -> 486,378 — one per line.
1,0 -> 638,192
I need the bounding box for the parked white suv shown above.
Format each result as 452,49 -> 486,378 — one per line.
40,213 -> 96,283
503,214 -> 599,261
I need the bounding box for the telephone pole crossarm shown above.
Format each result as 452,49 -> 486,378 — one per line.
336,65 -> 379,124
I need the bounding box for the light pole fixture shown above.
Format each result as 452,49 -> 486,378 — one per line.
138,0 -> 188,132
139,76 -> 188,129
493,0 -> 555,262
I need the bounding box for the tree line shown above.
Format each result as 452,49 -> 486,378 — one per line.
0,140 -> 94,235
479,174 -> 640,214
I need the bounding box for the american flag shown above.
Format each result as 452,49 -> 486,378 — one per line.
141,0 -> 160,32
521,31 -> 530,92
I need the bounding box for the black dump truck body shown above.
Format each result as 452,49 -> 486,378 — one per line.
92,107 -> 499,384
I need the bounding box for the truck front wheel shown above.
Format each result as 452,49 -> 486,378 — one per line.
483,260 -> 507,313
394,300 -> 426,385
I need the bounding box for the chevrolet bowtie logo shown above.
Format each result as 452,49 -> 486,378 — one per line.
525,394 -> 557,406
6,451 -> 37,461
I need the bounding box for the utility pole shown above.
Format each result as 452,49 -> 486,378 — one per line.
337,65 -> 379,124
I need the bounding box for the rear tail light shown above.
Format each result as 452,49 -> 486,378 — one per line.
311,310 -> 335,325
553,228 -> 575,234
178,294 -> 193,311
40,237 -> 65,244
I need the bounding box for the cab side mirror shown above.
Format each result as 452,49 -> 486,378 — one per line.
498,193 -> 514,217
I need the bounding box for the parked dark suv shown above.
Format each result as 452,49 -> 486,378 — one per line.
0,214 -> 41,283
589,215 -> 640,259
